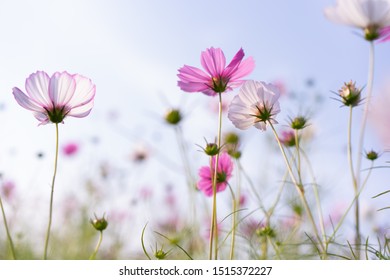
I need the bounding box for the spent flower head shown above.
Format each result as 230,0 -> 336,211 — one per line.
338,81 -> 362,107
177,47 -> 255,96
12,71 -> 95,125
325,0 -> 390,41
228,80 -> 281,131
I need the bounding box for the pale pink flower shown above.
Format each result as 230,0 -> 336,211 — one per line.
177,47 -> 255,96
280,130 -> 296,147
12,71 -> 95,125
325,0 -> 390,40
62,142 -> 79,156
228,80 -> 281,131
1,180 -> 16,201
197,152 -> 233,196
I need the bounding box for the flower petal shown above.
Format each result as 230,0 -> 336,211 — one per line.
12,87 -> 44,112
200,47 -> 226,77
25,71 -> 51,107
68,74 -> 96,108
49,72 -> 76,106
67,99 -> 94,118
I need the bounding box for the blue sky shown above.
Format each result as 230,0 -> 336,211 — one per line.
0,0 -> 389,248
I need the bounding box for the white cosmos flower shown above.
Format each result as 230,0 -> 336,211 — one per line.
228,80 -> 281,131
325,0 -> 390,40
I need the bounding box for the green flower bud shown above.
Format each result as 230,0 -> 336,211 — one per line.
165,109 -> 182,125
90,214 -> 108,231
366,150 -> 379,161
290,116 -> 308,130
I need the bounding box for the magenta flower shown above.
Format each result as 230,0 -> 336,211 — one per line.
12,71 -> 96,125
197,152 -> 233,196
177,47 -> 255,96
62,142 -> 79,156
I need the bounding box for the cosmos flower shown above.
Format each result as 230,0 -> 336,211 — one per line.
177,47 -> 255,96
228,80 -> 281,131
62,142 -> 79,156
324,0 -> 390,41
12,71 -> 96,125
197,152 -> 233,196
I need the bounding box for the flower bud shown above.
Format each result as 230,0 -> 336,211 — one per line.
165,109 -> 182,125
90,214 -> 108,231
366,150 -> 379,161
290,116 -> 308,130
339,81 -> 362,107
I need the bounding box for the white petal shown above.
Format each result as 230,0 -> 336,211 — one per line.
68,74 -> 96,108
25,71 -> 51,107
49,72 -> 76,106
67,99 -> 94,118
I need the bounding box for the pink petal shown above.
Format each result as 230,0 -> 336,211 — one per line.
25,71 -> 51,107
227,56 -> 255,82
12,87 -> 44,112
49,72 -> 76,106
200,47 -> 226,77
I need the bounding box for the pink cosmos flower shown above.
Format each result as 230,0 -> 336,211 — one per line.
62,142 -> 79,156
12,71 -> 95,125
228,80 -> 281,131
379,26 -> 390,42
197,152 -> 233,196
177,47 -> 255,96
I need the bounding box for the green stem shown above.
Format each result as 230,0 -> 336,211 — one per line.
43,123 -> 59,260
354,41 -> 375,258
0,196 -> 16,259
89,231 -> 104,260
209,92 -> 223,260
269,122 -> 326,258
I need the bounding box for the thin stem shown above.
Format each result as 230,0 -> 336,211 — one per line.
354,41 -> 375,258
268,122 -> 326,257
209,92 -> 223,260
228,184 -> 237,260
0,196 -> 16,259
300,149 -> 327,248
89,231 -> 104,260
347,106 -> 361,255
43,123 -> 59,260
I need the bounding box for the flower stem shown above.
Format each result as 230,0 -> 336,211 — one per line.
269,122 -> 326,258
354,41 -> 375,258
0,196 -> 16,259
209,92 -> 223,260
228,183 -> 237,260
43,123 -> 59,260
89,231 -> 104,260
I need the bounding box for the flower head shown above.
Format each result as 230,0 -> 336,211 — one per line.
197,152 -> 233,196
177,47 -> 255,96
12,71 -> 95,125
228,80 -> 281,131
324,0 -> 390,41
